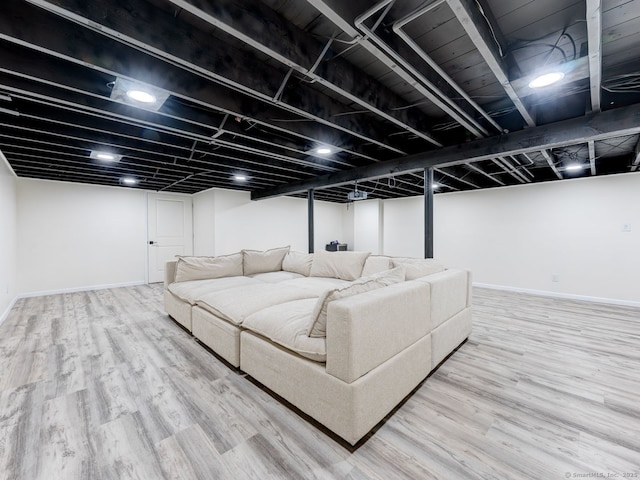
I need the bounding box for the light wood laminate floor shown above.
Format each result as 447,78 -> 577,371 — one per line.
1,285 -> 639,479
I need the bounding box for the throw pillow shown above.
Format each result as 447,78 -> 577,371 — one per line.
174,253 -> 243,282
391,257 -> 445,280
361,255 -> 392,277
242,246 -> 290,276
307,266 -> 405,338
309,250 -> 370,281
282,251 -> 314,276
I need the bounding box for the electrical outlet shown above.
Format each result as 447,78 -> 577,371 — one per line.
551,274 -> 560,282
622,223 -> 631,232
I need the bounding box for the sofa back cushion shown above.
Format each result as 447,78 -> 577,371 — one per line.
309,250 -> 370,281
361,255 -> 392,277
307,266 -> 406,338
242,246 -> 290,275
391,257 -> 445,280
174,253 -> 243,282
282,251 -> 314,276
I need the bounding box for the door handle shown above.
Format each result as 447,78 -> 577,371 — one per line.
149,241 -> 155,245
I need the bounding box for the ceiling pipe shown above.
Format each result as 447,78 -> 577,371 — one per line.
434,167 -> 479,188
392,0 -> 503,133
351,0 -> 489,138
355,0 -> 531,184
464,162 -> 506,185
493,158 -> 528,183
508,155 -> 534,178
165,0 -> 441,148
306,0 -> 521,186
540,150 -> 563,179
445,0 -> 565,181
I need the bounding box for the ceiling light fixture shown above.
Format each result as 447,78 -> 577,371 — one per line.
432,183 -> 440,189
316,147 -> 332,155
234,175 -> 247,181
565,164 -> 584,171
90,150 -> 121,162
528,71 -> 565,89
109,78 -> 169,112
126,89 -> 157,104
122,177 -> 138,185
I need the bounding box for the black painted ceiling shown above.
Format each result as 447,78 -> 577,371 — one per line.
1,0 -> 639,202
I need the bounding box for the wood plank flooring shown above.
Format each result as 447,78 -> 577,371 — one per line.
0,285 -> 639,479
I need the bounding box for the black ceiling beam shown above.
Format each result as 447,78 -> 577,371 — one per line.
0,8 -> 346,161
305,0 -> 500,135
252,103 -> 640,199
18,0 -> 409,155
162,0 -> 439,146
0,69 -> 365,172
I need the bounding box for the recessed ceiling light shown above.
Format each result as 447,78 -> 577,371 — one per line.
316,147 -> 332,155
122,177 -> 137,185
528,71 -> 565,89
565,164 -> 584,171
109,78 -> 169,112
234,175 -> 247,181
126,89 -> 157,104
432,183 -> 440,189
90,150 -> 121,162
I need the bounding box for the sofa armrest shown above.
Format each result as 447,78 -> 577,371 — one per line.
325,281 -> 432,384
414,268 -> 471,328
165,260 -> 177,289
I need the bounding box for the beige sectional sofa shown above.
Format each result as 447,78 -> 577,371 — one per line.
164,247 -> 472,445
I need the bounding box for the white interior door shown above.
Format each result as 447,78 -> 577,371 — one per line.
147,193 -> 193,283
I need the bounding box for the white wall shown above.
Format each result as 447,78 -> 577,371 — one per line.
382,196 -> 424,257
353,199 -> 383,254
193,189 -> 216,256
0,152 -> 17,321
193,188 -> 346,255
380,173 -> 640,304
17,179 -> 148,295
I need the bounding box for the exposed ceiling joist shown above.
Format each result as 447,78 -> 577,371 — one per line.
586,0 -> 602,113
632,137 -> 640,172
163,0 -> 441,147
21,0 -> 406,156
447,0 -> 535,128
540,150 -> 563,180
588,140 -> 597,175
252,103 -> 640,199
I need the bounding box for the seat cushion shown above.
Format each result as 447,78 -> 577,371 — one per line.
196,283 -> 318,326
278,277 -> 351,296
248,271 -> 305,283
168,275 -> 260,305
243,299 -> 326,362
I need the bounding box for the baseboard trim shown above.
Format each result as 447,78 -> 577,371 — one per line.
0,296 -> 18,326
474,282 -> 640,308
17,281 -> 146,299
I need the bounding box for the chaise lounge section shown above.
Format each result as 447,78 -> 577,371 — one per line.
164,247 -> 472,445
